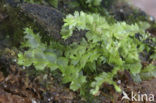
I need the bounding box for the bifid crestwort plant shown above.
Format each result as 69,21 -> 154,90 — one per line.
18,11 -> 154,96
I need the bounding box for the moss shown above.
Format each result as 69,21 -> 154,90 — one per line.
0,2 -> 47,47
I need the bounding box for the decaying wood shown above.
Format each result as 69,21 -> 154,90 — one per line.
19,3 -> 86,45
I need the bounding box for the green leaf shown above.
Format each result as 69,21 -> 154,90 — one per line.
49,64 -> 58,71
114,83 -> 121,92
128,63 -> 142,74
70,75 -> 86,91
57,57 -> 68,67
45,52 -> 57,63
48,0 -> 58,8
140,64 -> 156,80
